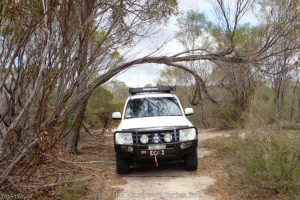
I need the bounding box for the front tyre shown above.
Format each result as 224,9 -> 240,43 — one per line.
116,154 -> 130,174
184,149 -> 198,171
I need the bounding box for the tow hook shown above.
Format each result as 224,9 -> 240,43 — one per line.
153,151 -> 159,167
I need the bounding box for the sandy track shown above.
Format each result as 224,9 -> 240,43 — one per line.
112,129 -> 228,200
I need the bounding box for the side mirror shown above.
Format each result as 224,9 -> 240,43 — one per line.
184,108 -> 194,115
112,112 -> 122,119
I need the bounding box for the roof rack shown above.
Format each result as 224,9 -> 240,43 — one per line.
129,86 -> 176,95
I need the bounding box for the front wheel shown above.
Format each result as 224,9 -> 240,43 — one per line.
184,149 -> 198,171
116,154 -> 130,174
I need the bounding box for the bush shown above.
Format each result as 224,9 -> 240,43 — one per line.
85,87 -> 122,129
218,105 -> 240,129
229,132 -> 300,196
250,86 -> 275,126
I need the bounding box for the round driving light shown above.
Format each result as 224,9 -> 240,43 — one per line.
127,146 -> 133,152
180,143 -> 186,149
140,134 -> 149,144
164,133 -> 173,143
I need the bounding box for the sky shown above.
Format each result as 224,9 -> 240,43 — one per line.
111,0 -> 258,87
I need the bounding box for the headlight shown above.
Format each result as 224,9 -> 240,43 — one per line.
140,134 -> 149,144
179,128 -> 197,142
115,132 -> 133,145
164,133 -> 173,143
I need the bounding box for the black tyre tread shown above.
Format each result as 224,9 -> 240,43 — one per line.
116,154 -> 130,174
184,149 -> 198,171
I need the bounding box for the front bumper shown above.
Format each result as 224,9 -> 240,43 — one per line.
114,127 -> 198,162
115,140 -> 198,161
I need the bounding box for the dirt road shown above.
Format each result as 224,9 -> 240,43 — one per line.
111,129 -> 230,200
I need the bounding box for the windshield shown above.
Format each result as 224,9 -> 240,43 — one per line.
124,97 -> 182,119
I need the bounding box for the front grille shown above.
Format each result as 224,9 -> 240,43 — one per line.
133,130 -> 179,144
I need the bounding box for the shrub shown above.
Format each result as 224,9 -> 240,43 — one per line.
250,86 -> 275,126
218,105 -> 240,129
229,132 -> 300,196
85,87 -> 122,129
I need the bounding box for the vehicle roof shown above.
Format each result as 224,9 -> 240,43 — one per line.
129,93 -> 175,99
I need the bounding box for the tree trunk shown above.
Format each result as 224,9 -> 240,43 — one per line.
65,0 -> 93,154
66,97 -> 88,154
290,78 -> 299,121
274,78 -> 284,122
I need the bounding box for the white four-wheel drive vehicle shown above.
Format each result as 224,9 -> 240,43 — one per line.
112,86 -> 198,174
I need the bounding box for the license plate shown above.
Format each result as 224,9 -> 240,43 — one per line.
150,150 -> 165,156
148,144 -> 166,150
